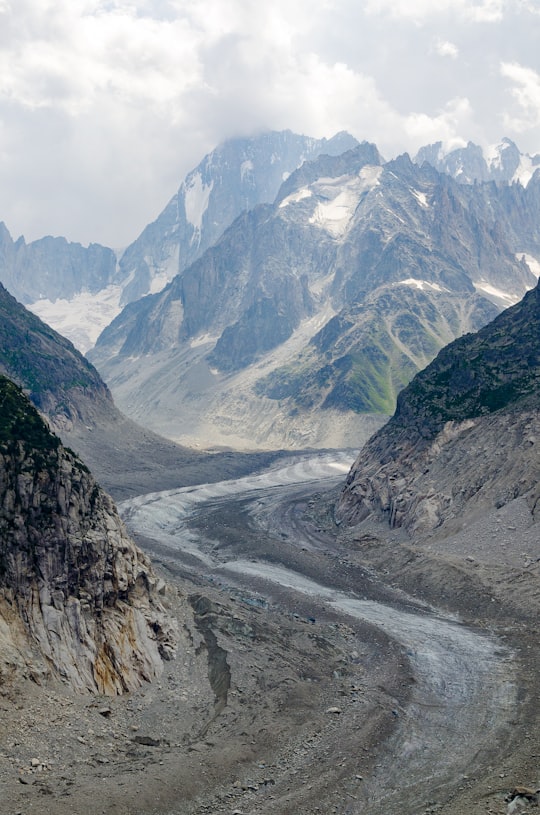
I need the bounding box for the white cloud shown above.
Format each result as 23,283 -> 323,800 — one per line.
501,61 -> 540,130
401,98 -> 473,153
363,0 -> 503,23
515,0 -> 540,15
465,0 -> 503,22
433,38 -> 459,58
0,2 -> 202,114
0,0 -> 537,247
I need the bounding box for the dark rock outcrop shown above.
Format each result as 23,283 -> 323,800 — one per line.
0,281 -> 113,434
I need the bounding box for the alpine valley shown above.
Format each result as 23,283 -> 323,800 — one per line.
0,130 -> 539,815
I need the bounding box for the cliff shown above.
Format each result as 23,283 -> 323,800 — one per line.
0,375 -> 177,693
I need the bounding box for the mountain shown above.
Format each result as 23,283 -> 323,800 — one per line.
414,138 -> 540,186
2,133 -> 537,359
337,279 -> 540,535
88,146 -> 539,450
0,374 -> 177,693
0,223 -> 118,305
0,223 -> 120,353
0,281 -> 112,431
117,129 -> 359,306
0,131 -> 358,354
0,283 -> 290,500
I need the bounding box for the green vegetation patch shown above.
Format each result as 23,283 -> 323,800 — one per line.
392,281 -> 540,435
0,375 -> 60,455
0,283 -> 104,401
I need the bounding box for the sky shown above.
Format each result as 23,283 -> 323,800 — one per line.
0,0 -> 539,249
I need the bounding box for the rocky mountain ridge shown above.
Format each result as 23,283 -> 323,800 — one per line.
0,374 -> 177,693
0,132 -> 537,359
88,145 -> 539,450
414,137 -> 540,186
117,129 -> 359,307
337,279 -> 540,535
0,222 -> 117,306
0,281 -> 114,435
0,131 -> 358,354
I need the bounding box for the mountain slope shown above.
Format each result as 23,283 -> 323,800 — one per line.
0,374 -> 177,693
0,281 -> 112,430
337,279 -> 540,534
0,283 -> 290,499
0,223 -> 118,305
0,224 -> 121,353
88,147 -> 538,450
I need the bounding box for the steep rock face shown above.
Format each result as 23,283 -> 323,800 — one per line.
257,285 -> 497,414
0,375 -> 177,693
1,131 -> 358,353
117,129 -> 359,306
0,279 -> 180,490
0,223 -> 118,305
88,147 -> 538,449
337,281 -> 540,534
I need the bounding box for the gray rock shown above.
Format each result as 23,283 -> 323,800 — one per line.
0,377 -> 177,695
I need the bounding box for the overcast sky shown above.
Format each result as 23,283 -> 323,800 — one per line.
0,0 -> 539,248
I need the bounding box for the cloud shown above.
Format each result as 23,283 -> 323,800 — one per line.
401,97 -> 473,152
516,0 -> 540,15
0,0 -> 537,247
501,61 -> 540,131
433,38 -> 459,58
363,0 -> 503,23
0,2 -> 202,114
465,0 -> 503,22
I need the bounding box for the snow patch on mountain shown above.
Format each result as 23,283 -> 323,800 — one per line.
397,279 -> 447,293
279,188 -> 313,208
147,245 -> 180,294
519,253 -> 540,279
28,284 -> 125,354
512,155 -> 538,186
473,280 -> 519,307
309,166 -> 382,237
484,140 -> 510,170
240,159 -> 254,181
184,172 -> 214,232
190,332 -> 221,349
411,189 -> 429,208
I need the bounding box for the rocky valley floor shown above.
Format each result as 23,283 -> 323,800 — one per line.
0,454 -> 539,815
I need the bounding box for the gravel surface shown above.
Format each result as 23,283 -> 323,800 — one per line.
1,451 -> 539,815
